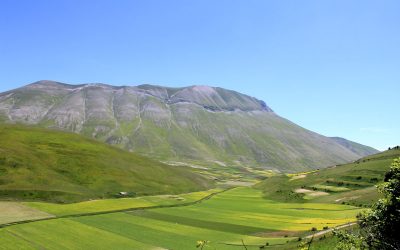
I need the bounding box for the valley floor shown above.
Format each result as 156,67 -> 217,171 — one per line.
0,187 -> 362,249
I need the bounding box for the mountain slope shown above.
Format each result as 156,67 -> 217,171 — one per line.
0,125 -> 212,202
0,80 -> 375,172
330,137 -> 379,157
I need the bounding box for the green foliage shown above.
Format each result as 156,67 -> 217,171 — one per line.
330,158 -> 400,250
332,230 -> 367,250
357,158 -> 400,249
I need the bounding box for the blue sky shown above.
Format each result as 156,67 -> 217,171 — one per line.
0,0 -> 399,150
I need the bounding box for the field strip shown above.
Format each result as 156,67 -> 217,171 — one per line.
5,229 -> 48,250
0,187 -> 233,229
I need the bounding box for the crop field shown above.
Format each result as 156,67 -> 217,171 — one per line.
23,188 -> 222,216
0,202 -> 53,225
138,188 -> 361,232
0,187 -> 362,249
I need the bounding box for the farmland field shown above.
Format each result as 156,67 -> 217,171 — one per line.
23,188 -> 222,216
0,202 -> 53,225
0,187 -> 362,249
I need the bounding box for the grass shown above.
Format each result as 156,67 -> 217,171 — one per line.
0,124 -> 212,203
75,213 -> 293,249
2,219 -> 153,250
0,230 -> 35,250
0,187 -> 362,249
23,188 -> 222,216
143,187 -> 362,232
256,149 -> 400,206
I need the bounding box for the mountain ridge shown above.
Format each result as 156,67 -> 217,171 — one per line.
21,80 -> 271,112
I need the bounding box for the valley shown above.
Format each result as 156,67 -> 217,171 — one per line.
0,83 -> 397,249
1,130 -> 397,249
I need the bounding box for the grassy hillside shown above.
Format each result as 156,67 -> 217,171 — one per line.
330,137 -> 379,157
256,148 -> 400,206
0,125 -> 212,203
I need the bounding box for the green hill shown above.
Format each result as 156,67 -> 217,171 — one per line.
256,148 -> 400,206
0,125 -> 212,203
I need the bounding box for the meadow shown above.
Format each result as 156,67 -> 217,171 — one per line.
0,187 -> 362,249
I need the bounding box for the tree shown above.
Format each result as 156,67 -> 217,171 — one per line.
333,230 -> 366,250
336,158 -> 400,249
357,157 -> 400,249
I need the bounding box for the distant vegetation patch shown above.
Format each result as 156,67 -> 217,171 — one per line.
256,149 -> 400,206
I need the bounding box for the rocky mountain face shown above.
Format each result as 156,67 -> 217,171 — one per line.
0,80 -> 375,172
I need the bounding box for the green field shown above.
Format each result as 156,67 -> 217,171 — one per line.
0,125 -> 212,203
23,188 -> 222,216
0,187 -> 362,249
256,149 -> 400,206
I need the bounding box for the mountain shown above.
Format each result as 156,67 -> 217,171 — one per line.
0,124 -> 212,202
330,137 -> 379,157
0,80 -> 375,172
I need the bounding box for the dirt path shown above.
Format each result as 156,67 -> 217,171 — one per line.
305,222 -> 357,239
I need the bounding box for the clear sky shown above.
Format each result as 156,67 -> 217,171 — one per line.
0,0 -> 399,150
